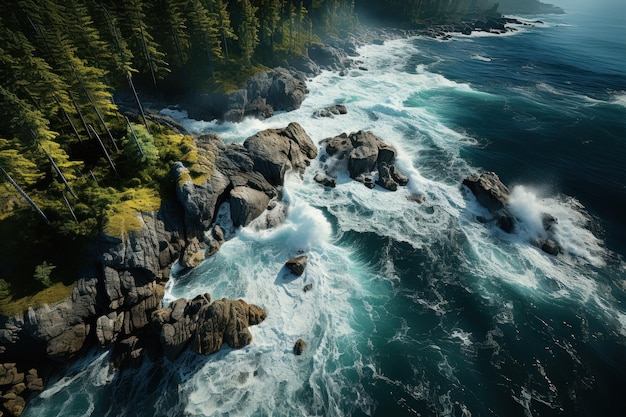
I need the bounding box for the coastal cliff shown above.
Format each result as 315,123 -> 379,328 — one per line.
0,120 -> 318,416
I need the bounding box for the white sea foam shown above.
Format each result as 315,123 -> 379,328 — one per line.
612,91 -> 626,108
470,54 -> 492,62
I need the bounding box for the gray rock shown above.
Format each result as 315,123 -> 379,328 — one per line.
313,104 -> 347,118
244,122 -> 317,186
541,239 -> 562,256
314,172 -> 337,188
303,284 -> 313,293
152,295 -> 266,360
293,338 -> 306,355
390,165 -> 409,186
283,55 -> 321,77
285,255 -> 308,276
355,174 -> 376,189
463,172 -> 515,234
308,44 -> 349,70
376,162 -> 398,191
230,187 -> 271,227
95,312 -> 124,347
179,237 -> 206,269
348,141 -> 378,179
322,133 -> 353,159
463,172 -> 510,212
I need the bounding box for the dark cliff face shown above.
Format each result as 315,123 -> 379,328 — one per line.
495,0 -> 565,14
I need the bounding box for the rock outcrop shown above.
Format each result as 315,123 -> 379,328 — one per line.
313,104 -> 347,118
188,68 -> 308,123
462,172 -> 514,233
0,122 -> 317,415
285,255 -> 308,276
463,172 -> 562,255
318,130 -> 409,191
307,44 -> 351,71
152,294 -> 266,360
172,122 -> 317,265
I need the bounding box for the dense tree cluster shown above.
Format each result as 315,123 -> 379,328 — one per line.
0,0 -> 495,301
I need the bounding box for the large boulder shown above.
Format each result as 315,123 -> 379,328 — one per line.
463,172 -> 562,254
244,122 -> 317,186
285,255 -> 308,276
151,294 -> 266,360
229,186 -> 271,227
463,172 -> 514,233
462,172 -> 510,212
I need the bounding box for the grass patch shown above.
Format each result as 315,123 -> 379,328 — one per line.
0,282 -> 74,317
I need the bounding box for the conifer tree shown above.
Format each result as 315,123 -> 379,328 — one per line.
211,0 -> 238,61
116,0 -> 170,88
187,0 -> 222,76
238,0 -> 260,66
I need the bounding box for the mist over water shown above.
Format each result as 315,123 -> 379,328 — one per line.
24,10 -> 626,417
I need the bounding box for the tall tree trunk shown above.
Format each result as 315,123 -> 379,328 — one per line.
88,124 -> 118,176
127,75 -> 151,134
0,165 -> 49,224
68,89 -> 91,139
44,150 -> 77,198
125,116 -> 144,157
62,191 -> 78,223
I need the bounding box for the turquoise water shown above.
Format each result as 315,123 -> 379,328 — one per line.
24,9 -> 626,417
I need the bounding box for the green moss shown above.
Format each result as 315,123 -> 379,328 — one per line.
102,187 -> 161,239
0,282 -> 74,317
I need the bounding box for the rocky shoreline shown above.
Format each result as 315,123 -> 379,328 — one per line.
0,12 -> 558,416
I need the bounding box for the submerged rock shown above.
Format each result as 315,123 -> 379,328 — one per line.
314,172 -> 337,188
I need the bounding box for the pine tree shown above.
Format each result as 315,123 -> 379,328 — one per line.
152,0 -> 191,71
116,0 -> 170,88
238,0 -> 260,66
211,0 -> 238,62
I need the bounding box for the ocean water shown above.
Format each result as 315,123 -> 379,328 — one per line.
24,8 -> 626,417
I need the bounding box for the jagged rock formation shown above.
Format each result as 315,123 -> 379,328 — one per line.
318,130 -> 409,191
307,44 -> 352,71
463,172 -> 562,255
151,294 -> 266,360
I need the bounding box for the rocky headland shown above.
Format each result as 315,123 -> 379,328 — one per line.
0,119 -> 318,416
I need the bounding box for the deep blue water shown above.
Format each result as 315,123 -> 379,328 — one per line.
24,8 -> 626,417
